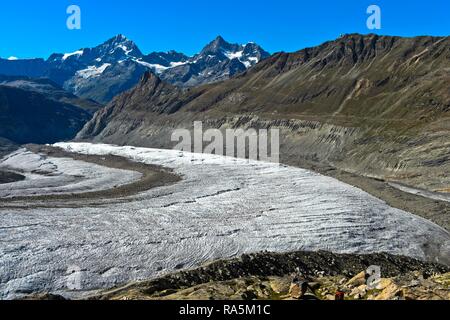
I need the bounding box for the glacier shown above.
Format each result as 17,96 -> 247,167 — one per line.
0,142 -> 449,299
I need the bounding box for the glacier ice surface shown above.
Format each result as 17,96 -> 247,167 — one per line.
0,143 -> 449,299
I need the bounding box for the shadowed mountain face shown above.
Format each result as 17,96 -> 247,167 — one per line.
78,34 -> 450,192
0,35 -> 269,104
0,75 -> 101,114
0,85 -> 92,144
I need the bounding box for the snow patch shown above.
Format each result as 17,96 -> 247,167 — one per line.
135,60 -> 168,74
224,50 -> 244,60
75,63 -> 111,79
134,59 -> 187,74
115,44 -> 133,55
62,50 -> 84,61
169,61 -> 187,68
224,50 -> 259,68
242,61 -> 251,68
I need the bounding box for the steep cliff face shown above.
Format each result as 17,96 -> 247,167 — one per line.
77,34 -> 450,192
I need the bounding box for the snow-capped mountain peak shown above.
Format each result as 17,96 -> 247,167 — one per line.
102,34 -> 140,55
196,36 -> 270,68
157,36 -> 270,86
200,35 -> 235,55
48,35 -> 143,65
87,35 -> 143,63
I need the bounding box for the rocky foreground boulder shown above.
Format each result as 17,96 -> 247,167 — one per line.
87,251 -> 449,300
111,272 -> 449,300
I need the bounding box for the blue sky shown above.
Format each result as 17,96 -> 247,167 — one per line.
1,0 -> 449,59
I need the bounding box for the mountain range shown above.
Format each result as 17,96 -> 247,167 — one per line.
0,35 -> 269,104
77,34 -> 450,196
1,33 -> 449,198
